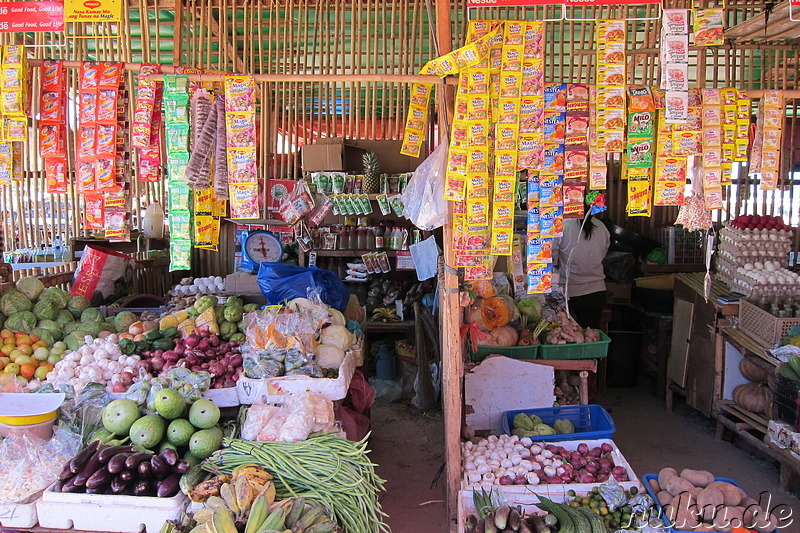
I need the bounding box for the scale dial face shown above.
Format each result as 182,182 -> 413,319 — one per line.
243,231 -> 282,264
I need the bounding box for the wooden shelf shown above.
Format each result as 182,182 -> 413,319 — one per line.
364,320 -> 415,331
720,326 -> 777,366
223,218 -> 288,225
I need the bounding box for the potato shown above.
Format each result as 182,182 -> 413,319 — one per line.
665,476 -> 695,497
657,491 -> 673,506
695,524 -> 717,532
718,506 -> 745,529
649,478 -> 661,494
741,497 -> 759,509
675,508 -> 701,529
658,467 -> 678,490
680,468 -> 715,488
697,487 -> 724,510
744,506 -> 778,533
707,481 -> 743,506
689,486 -> 703,500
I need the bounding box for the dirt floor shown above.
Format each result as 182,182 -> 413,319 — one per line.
369,376 -> 800,533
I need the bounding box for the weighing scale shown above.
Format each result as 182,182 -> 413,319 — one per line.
240,230 -> 283,272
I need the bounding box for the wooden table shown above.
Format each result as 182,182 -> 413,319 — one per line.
533,358 -> 598,405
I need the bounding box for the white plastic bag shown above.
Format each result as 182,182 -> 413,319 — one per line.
401,139 -> 450,230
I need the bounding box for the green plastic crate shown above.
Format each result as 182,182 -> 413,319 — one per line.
538,330 -> 611,360
469,344 -> 539,362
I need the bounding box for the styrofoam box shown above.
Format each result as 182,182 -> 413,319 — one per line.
203,386 -> 239,407
0,500 -> 38,528
37,483 -> 187,533
461,439 -> 643,495
237,349 -> 356,404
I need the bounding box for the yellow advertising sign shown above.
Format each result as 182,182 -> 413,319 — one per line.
64,0 -> 121,22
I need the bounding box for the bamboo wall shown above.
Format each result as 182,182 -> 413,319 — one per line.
1,0 -> 799,266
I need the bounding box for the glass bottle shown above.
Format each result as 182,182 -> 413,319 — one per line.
366,227 -> 376,250
340,228 -> 350,250
357,227 -> 367,250
348,227 -> 358,250
375,225 -> 385,250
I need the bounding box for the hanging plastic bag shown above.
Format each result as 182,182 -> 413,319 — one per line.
256,262 -> 349,311
401,139 -> 450,231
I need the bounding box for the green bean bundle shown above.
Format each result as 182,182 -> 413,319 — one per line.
202,433 -> 390,533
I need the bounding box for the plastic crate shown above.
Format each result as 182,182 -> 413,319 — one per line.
469,344 -> 538,362
538,331 -> 611,360
738,300 -> 800,347
501,404 -> 615,440
641,474 -> 778,533
773,372 -> 800,429
653,226 -> 706,264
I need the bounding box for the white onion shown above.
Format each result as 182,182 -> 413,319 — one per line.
500,459 -> 513,468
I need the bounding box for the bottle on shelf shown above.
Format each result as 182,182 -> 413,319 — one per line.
366,227 -> 376,250
348,227 -> 358,250
357,227 -> 367,250
375,225 -> 385,250
340,227 -> 350,250
400,227 -> 409,250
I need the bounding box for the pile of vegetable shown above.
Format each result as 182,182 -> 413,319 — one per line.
465,496 -> 529,533
54,441 -> 190,497
462,435 -> 629,488
181,465 -> 340,533
543,311 -> 602,345
203,434 -> 389,533
779,355 -> 800,382
728,357 -> 774,417
511,413 -> 574,438
554,371 -> 582,406
649,467 -> 778,532
45,334 -> 141,393
158,295 -> 253,342
564,486 -> 642,532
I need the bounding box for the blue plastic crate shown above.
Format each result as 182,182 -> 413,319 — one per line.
641,474 -> 779,533
501,404 -> 615,441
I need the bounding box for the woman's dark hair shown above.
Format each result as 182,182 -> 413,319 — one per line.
579,213 -> 596,240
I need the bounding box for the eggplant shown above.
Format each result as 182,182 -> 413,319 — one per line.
110,475 -> 129,494
85,487 -> 102,494
138,461 -> 152,478
173,460 -> 191,475
73,448 -> 106,487
69,440 -> 100,474
159,447 -> 179,466
61,477 -> 82,493
133,480 -> 151,496
125,452 -> 152,470
98,445 -> 135,463
150,455 -> 171,479
119,469 -> 136,482
59,461 -> 76,481
86,466 -> 113,490
108,453 -> 134,474
156,473 -> 181,498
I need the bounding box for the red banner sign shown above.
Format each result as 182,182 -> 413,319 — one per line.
467,0 -> 659,5
0,1 -> 64,32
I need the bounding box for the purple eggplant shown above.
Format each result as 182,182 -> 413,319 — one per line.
73,448 -> 106,487
119,469 -> 136,482
159,447 -> 179,466
98,445 -> 134,463
150,455 -> 171,479
69,440 -> 99,474
156,473 -> 181,498
108,453 -> 134,474
61,477 -> 82,493
86,466 -> 113,490
59,461 -> 76,481
110,475 -> 129,494
85,486 -> 102,494
133,480 -> 150,496
138,460 -> 152,478
173,460 -> 191,474
125,452 -> 152,470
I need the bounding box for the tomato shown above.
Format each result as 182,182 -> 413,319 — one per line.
19,362 -> 35,379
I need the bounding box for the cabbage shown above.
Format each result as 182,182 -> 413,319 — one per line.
39,287 -> 71,309
33,299 -> 59,321
65,331 -> 90,351
37,319 -> 63,339
113,311 -> 137,333
31,328 -> 55,346
67,296 -> 91,318
517,298 -> 542,323
15,277 -> 45,300
317,344 -> 346,369
56,310 -> 75,325
63,322 -> 80,335
319,325 -> 355,351
6,311 -> 37,332
80,321 -> 102,336
80,307 -> 103,323
0,289 -> 33,315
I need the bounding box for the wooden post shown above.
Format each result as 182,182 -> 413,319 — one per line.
173,0 -> 184,67
434,1 -> 460,532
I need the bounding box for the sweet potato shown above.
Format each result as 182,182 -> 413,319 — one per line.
680,468 -> 715,488
689,486 -> 703,499
741,497 -> 758,509
657,491 -> 673,506
696,487 -> 724,510
715,506 -> 745,529
649,478 -> 661,493
665,476 -> 695,497
675,508 -> 701,530
658,467 -> 678,490
707,481 -> 743,506
744,506 -> 778,533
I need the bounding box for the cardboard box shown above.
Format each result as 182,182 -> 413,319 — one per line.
301,137 -> 344,171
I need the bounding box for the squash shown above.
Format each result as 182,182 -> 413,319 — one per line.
480,325 -> 519,347
479,296 -> 518,330
732,382 -> 772,415
738,357 -> 769,384
470,280 -> 496,299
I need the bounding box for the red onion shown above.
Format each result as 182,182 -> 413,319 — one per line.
174,346 -> 185,356
580,473 -> 595,483
232,374 -> 240,382
209,335 -> 220,347
113,381 -> 126,393
591,447 -> 602,456
190,365 -> 203,372
600,442 -> 614,454
223,378 -> 236,388
197,340 -> 210,351
585,464 -> 598,475
230,355 -> 243,367
498,476 -> 513,485
596,474 -> 609,482
201,363 -> 210,370
185,356 -> 198,366
577,443 -> 589,454
513,476 -> 527,485
559,472 -> 572,482
142,351 -> 152,358
545,445 -> 558,453
154,350 -> 164,357
547,476 -> 562,484
151,357 -> 165,372
612,466 -> 627,479
184,334 -> 200,348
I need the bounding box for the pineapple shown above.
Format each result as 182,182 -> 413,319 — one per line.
362,151 -> 380,194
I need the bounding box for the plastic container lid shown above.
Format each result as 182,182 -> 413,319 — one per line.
0,410 -> 57,426
0,392 -> 65,422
